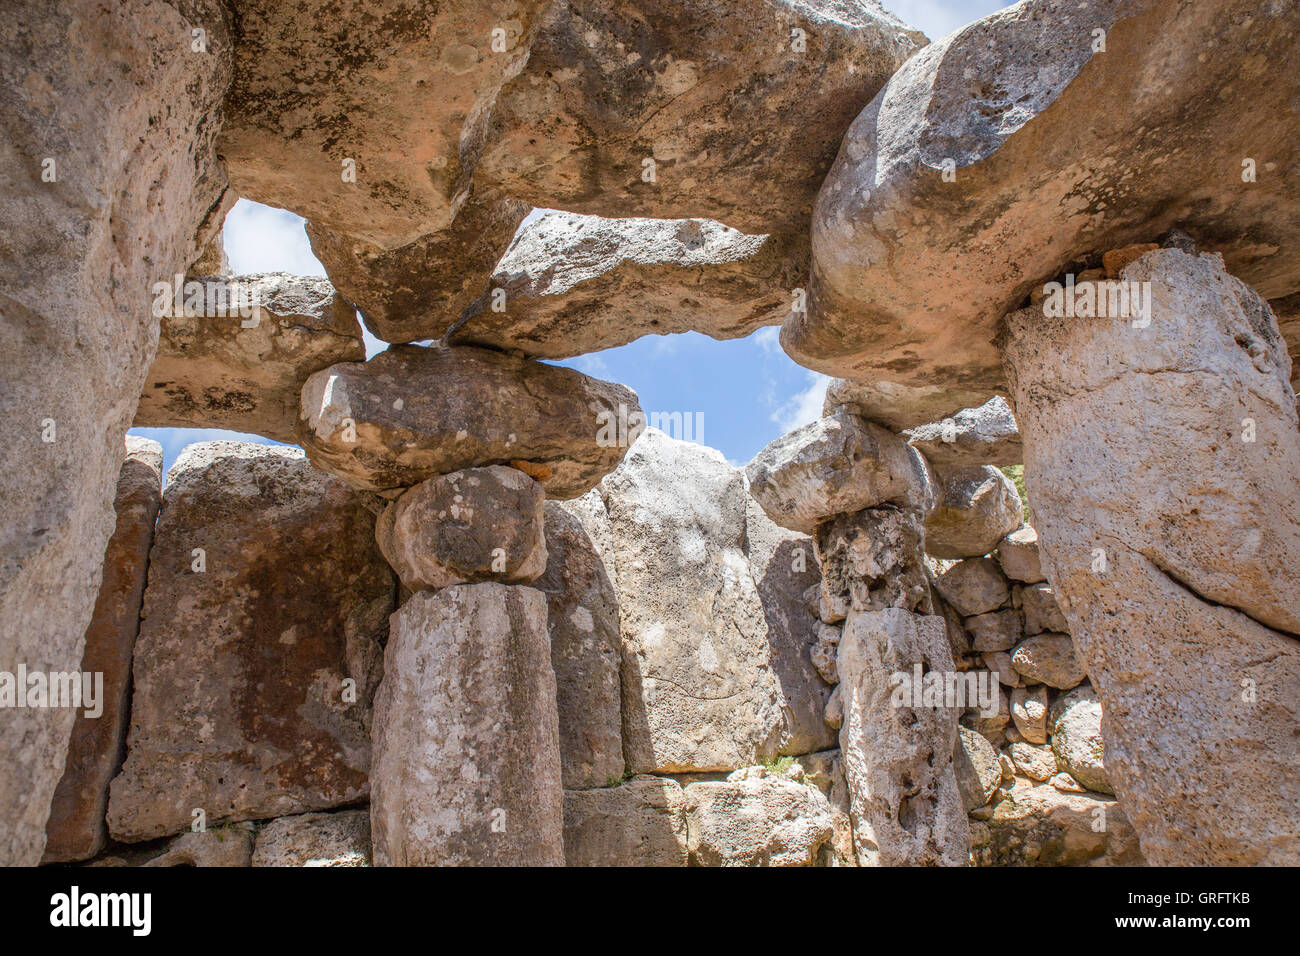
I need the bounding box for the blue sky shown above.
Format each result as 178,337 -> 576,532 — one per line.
132,1 -> 1011,476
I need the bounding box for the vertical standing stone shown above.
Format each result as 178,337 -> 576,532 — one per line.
370,584 -> 564,866
1002,249 -> 1300,864
0,0 -> 232,864
42,438 -> 162,862
837,608 -> 970,866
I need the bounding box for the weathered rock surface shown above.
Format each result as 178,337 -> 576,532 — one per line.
220,0 -> 547,249
476,0 -> 924,237
684,772 -> 833,867
798,750 -> 857,866
298,344 -> 640,498
932,558 -> 1009,617
604,429 -> 832,772
1010,687 -> 1049,746
823,378 -> 994,432
746,409 -> 934,534
785,0 -> 1300,388
972,781 -> 1144,867
954,727 -> 1001,812
135,274 -> 365,442
1003,249 -> 1300,863
965,609 -> 1021,654
996,526 -> 1045,583
925,466 -> 1023,559
837,608 -> 969,866
536,500 -> 624,790
815,506 -> 930,617
1273,292 -> 1300,391
90,825 -> 256,868
42,439 -> 162,864
374,466 -> 547,592
251,809 -> 372,867
107,443 -> 393,843
370,584 -> 563,866
562,776 -> 688,867
1012,634 -> 1086,691
307,190 -> 530,345
908,397 -> 1022,468
1009,742 -> 1057,783
0,0 -> 231,866
451,212 -> 804,357
1049,686 -> 1112,795
1020,583 -> 1067,636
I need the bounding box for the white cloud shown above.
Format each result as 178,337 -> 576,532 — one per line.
222,199 -> 326,276
752,326 -> 781,354
881,0 -> 1012,41
771,371 -> 830,434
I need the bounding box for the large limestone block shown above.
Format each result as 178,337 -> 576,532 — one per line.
450,212 -> 802,358
307,189 -> 530,345
837,608 -> 969,866
220,0 -> 548,249
252,809 -> 372,867
972,781 -> 1144,867
0,0 -> 232,865
908,397 -> 1022,468
374,466 -> 547,592
42,439 -> 162,863
603,429 -> 817,772
785,0 -> 1300,387
746,409 -> 935,534
298,344 -> 639,498
535,500 -> 624,790
925,465 -> 1023,560
1003,249 -> 1300,864
476,0 -> 924,237
371,584 -> 563,866
562,776 -> 688,866
744,496 -> 836,757
684,771 -> 833,867
135,274 -> 365,442
107,443 -> 394,843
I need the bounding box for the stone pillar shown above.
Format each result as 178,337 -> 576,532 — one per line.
0,0 -> 232,864
42,438 -> 162,863
1002,249 -> 1300,865
370,584 -> 564,866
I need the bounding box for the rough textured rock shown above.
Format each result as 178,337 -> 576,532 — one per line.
810,623 -> 841,685
908,397 -> 1022,468
374,466 -> 547,592
815,506 -> 931,617
451,212 -> 804,357
605,429 -> 832,772
785,0 -> 1300,388
684,772 -> 833,867
1273,292 -> 1300,392
535,501 -> 624,790
746,409 -> 934,534
837,608 -> 969,866
1049,687 -> 1112,795
743,496 -> 834,756
973,781 -> 1144,867
135,274 -> 365,442
107,443 -> 394,843
220,0 -> 548,249
954,727 -> 1001,812
90,825 -> 256,868
798,750 -> 857,866
965,609 -> 1021,654
932,558 -> 1009,617
562,776 -> 688,866
476,0 -> 924,237
1009,742 -> 1057,783
307,190 -> 530,345
823,378 -> 994,432
1019,583 -> 1067,636
251,809 -> 372,867
1004,249 -> 1300,864
996,526 -> 1045,583
0,0 -> 232,866
370,584 -> 563,866
1010,687 -> 1049,746
298,344 -> 639,498
1011,634 -> 1086,690
925,466 -> 1023,559
42,439 -> 162,864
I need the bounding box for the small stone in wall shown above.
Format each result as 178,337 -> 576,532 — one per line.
965,608 -> 1022,653
925,465 -> 1023,559
1011,633 -> 1086,689
1010,686 -> 1049,745
1050,773 -> 1088,794
954,728 -> 1001,812
1008,742 -> 1057,782
1049,686 -> 1112,795
995,526 -> 1045,583
933,558 -> 1010,616
810,623 -> 841,685
1019,582 -> 1068,635
252,809 -> 371,867
982,652 -> 1025,688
